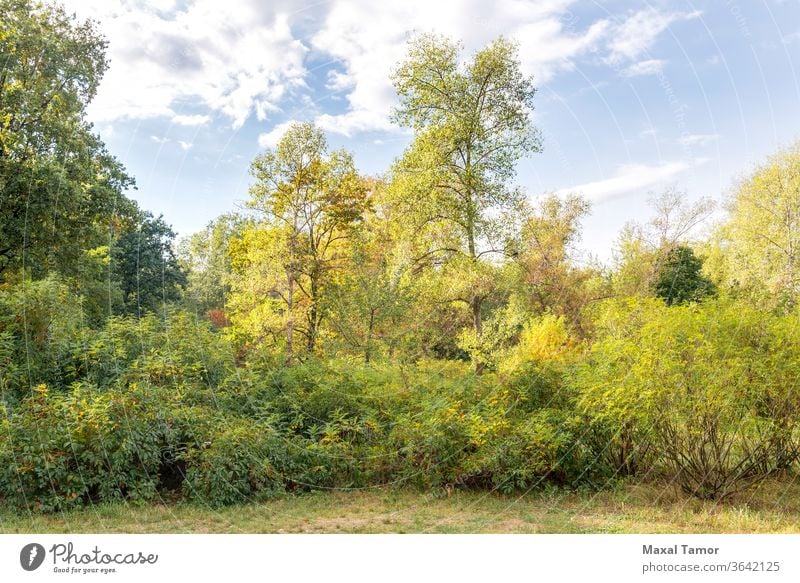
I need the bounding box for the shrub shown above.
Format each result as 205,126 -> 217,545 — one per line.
66,309 -> 236,394
0,275 -> 84,400
576,298 -> 800,499
384,362 -> 587,491
0,384 -> 164,511
183,420 -> 283,507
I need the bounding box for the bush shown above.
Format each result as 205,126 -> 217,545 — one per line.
78,311 -> 235,391
0,275 -> 84,401
183,420 -> 283,506
576,298 -> 800,499
0,384 -> 164,511
384,361 -> 587,491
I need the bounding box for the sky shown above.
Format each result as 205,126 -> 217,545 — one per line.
58,0 -> 800,263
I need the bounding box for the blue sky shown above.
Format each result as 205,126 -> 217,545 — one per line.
60,0 -> 800,262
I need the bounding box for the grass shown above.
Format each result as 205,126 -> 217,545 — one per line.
2,478 -> 800,534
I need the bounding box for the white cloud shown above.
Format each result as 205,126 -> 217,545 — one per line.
678,133 -> 719,146
171,114 -> 211,126
151,135 -> 169,144
310,0 -> 614,136
60,0 -> 701,141
782,30 -> 800,45
556,161 -> 691,201
606,8 -> 701,64
623,59 -> 666,77
257,120 -> 298,149
60,0 -> 308,128
178,140 -> 193,150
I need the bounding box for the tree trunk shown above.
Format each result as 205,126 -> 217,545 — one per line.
365,307 -> 376,363
308,271 -> 319,353
286,232 -> 295,365
286,267 -> 294,364
472,295 -> 485,375
466,205 -> 484,375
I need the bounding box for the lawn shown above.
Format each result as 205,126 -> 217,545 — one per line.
2,479 -> 800,534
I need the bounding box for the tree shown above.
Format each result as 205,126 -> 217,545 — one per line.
612,188 -> 715,298
391,34 -> 542,372
112,212 -> 186,315
512,193 -> 605,333
323,179 -> 420,363
179,213 -> 248,317
652,245 -> 715,306
236,122 -> 367,361
709,141 -> 800,307
0,0 -> 134,278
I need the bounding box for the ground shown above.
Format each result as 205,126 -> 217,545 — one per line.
2,479 -> 799,534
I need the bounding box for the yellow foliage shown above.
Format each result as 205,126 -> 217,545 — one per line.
499,314 -> 575,372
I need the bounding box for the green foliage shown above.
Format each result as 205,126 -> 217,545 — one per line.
575,297 -> 800,498
7,25 -> 800,514
179,213 -> 248,316
0,383 -> 166,511
0,0 -> 135,278
0,274 -> 84,400
112,212 -> 187,315
611,189 -> 715,299
183,420 -> 283,507
710,141 -> 800,307
652,245 -> 715,305
390,33 -> 542,372
513,193 -> 604,333
237,122 -> 368,359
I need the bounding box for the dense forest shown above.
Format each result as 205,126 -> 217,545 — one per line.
2,0 -> 800,512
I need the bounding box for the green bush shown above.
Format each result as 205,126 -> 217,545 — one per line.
77,311 -> 235,392
383,362 -> 587,491
575,297 -> 800,499
183,420 -> 283,506
0,275 -> 85,401
0,384 -> 164,511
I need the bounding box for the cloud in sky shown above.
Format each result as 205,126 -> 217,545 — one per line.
61,0 -> 701,140
556,161 -> 692,201
61,0 -> 308,128
605,8 -> 701,64
678,133 -> 720,146
310,0 -> 613,137
623,59 -> 667,77
172,114 -> 211,126
305,2 -> 701,137
257,120 -> 297,148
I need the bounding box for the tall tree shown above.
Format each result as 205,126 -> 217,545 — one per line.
237,122 -> 367,361
179,213 -> 248,317
0,0 -> 134,278
612,188 -> 715,298
708,142 -> 800,307
112,212 -> 186,316
513,193 -> 603,334
391,34 -> 542,372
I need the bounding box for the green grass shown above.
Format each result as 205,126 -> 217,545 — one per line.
2,479 -> 800,533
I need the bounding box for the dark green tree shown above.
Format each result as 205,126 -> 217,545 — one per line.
112,212 -> 186,315
653,245 -> 715,306
0,0 -> 135,279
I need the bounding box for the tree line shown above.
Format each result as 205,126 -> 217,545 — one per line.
2,0 -> 800,509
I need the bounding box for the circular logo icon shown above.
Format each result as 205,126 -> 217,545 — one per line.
20,543 -> 46,571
